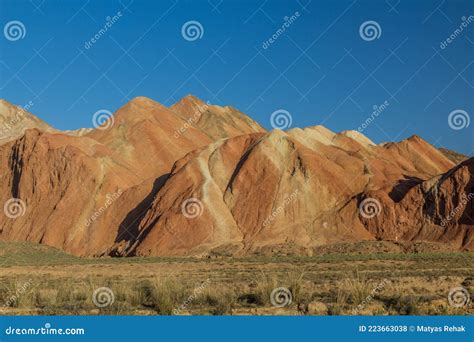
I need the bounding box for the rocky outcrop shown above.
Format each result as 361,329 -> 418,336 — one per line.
359,158 -> 474,250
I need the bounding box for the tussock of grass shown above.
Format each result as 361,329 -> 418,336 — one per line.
329,288 -> 349,315
132,278 -> 188,314
254,271 -> 278,306
198,286 -> 236,315
342,269 -> 373,305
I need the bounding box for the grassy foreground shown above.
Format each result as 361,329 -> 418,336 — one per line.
0,242 -> 473,315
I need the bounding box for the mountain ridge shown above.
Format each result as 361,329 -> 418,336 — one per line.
0,95 -> 471,257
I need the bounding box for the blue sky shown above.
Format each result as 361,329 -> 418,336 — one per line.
0,0 -> 473,154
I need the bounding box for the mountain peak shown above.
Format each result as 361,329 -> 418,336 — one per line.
179,94 -> 208,104
169,95 -> 265,140
127,96 -> 167,110
171,94 -> 210,115
407,134 -> 423,142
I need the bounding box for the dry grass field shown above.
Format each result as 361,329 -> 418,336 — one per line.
0,241 -> 473,316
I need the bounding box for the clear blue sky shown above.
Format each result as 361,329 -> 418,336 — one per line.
0,0 -> 472,154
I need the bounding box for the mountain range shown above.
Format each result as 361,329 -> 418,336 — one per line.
0,96 -> 472,257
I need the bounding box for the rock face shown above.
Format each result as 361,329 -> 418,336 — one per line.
360,158 -> 474,250
0,96 -> 472,257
